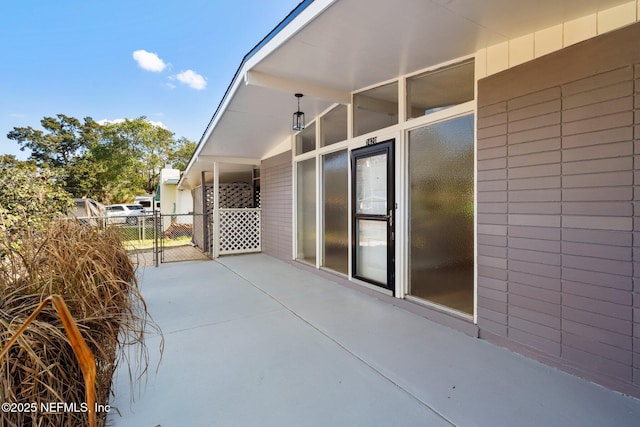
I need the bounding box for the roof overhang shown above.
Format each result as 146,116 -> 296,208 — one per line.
181,0 -> 631,189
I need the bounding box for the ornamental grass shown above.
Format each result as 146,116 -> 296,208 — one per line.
0,220 -> 161,427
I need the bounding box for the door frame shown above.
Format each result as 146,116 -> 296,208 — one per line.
350,139 -> 395,293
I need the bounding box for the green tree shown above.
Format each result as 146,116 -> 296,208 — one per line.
7,115 -> 196,204
0,158 -> 73,232
97,117 -> 175,201
169,137 -> 197,172
7,114 -> 100,169
0,154 -> 30,168
7,115 -> 101,198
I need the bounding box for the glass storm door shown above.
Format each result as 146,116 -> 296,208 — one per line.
351,140 -> 395,292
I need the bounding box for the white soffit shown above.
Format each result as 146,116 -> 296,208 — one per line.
200,84 -> 332,159
252,0 -> 632,92
193,0 -> 631,164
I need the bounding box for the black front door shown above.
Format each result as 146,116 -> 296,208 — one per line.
351,139 -> 395,292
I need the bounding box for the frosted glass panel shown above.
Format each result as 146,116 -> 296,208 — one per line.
296,123 -> 316,155
322,150 -> 348,274
355,154 -> 387,215
407,60 -> 474,119
321,105 -> 347,147
356,219 -> 387,283
296,158 -> 316,263
409,114 -> 474,315
354,81 -> 398,136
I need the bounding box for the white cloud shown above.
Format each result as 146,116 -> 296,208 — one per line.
97,118 -> 125,126
132,50 -> 167,72
98,118 -> 167,129
174,70 -> 207,90
147,120 -> 167,129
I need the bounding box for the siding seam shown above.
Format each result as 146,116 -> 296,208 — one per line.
479,38 -> 640,392
560,84 -> 564,361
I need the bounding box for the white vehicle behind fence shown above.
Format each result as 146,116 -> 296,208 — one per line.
134,195 -> 157,211
105,204 -> 148,225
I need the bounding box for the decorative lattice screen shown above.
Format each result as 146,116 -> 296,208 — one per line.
219,182 -> 253,208
205,184 -> 215,214
219,209 -> 261,255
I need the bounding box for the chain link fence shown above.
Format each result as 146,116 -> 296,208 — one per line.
69,213 -> 210,266
157,213 -> 210,264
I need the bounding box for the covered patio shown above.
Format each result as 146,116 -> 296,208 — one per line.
109,254 -> 640,426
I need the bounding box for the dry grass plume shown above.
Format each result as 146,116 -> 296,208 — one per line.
0,220 -> 162,427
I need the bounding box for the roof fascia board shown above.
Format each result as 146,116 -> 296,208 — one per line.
245,70 -> 351,104
181,0 -> 336,187
243,0 -> 338,70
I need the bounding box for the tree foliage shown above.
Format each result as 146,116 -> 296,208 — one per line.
7,114 -> 100,168
169,137 -> 197,172
98,118 -> 175,197
0,157 -> 74,232
7,115 -> 196,204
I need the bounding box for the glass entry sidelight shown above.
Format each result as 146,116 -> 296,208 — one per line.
351,140 -> 395,292
408,114 -> 474,315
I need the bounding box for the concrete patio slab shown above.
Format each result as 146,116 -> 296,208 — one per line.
109,254 -> 640,427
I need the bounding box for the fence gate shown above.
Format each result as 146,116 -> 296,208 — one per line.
154,212 -> 211,265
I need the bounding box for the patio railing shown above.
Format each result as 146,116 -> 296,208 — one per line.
218,208 -> 261,255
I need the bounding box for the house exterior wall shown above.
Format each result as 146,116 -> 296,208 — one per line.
476,0 -> 639,79
240,2 -> 640,399
261,150 -> 293,260
477,21 -> 640,397
177,189 -> 193,215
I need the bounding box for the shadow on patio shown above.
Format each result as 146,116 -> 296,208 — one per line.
109,254 -> 640,427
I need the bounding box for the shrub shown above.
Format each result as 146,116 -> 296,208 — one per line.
0,220 -> 161,427
0,163 -> 74,233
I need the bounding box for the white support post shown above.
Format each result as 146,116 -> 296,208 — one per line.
397,81 -> 407,299
315,126 -> 322,269
473,106 -> 479,325
347,95 -> 354,140
291,152 -> 297,261
347,145 -> 353,279
213,162 -> 220,259
395,130 -> 405,299
398,75 -> 407,125
346,93 -> 354,279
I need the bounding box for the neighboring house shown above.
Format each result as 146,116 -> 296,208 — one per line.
180,0 -> 640,398
149,165 -> 194,234
157,166 -> 193,215
135,167 -> 193,218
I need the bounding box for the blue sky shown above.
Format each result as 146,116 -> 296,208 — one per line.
0,0 -> 302,159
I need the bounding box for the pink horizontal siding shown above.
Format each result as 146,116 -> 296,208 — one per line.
477,21 -> 640,398
261,151 -> 293,261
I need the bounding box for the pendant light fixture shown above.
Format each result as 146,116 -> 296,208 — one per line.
292,93 -> 305,131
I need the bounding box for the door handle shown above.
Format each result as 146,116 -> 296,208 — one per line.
388,209 -> 393,227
